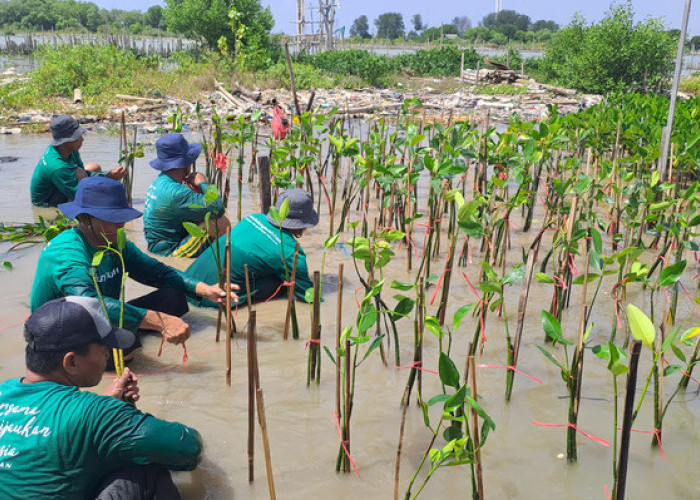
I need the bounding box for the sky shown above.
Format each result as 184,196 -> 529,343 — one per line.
90,0 -> 699,36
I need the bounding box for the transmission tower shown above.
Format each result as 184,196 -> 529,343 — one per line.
495,0 -> 502,13
294,0 -> 339,50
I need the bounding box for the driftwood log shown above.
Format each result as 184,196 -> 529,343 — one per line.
235,82 -> 262,102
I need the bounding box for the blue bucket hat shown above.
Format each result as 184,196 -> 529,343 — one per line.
59,177 -> 142,223
149,133 -> 202,171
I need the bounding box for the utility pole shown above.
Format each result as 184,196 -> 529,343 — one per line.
495,0 -> 502,14
296,0 -> 305,38
658,0 -> 692,183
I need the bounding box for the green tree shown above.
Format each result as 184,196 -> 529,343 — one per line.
464,26 -> 492,42
540,2 -> 675,94
145,5 -> 165,30
531,19 -> 559,32
374,12 -> 404,40
481,9 -> 530,32
411,14 -> 424,32
452,15 -> 471,33
350,15 -> 370,39
164,0 -> 274,57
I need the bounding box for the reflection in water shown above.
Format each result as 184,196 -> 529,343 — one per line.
1,132 -> 699,498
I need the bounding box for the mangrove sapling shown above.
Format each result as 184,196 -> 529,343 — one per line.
118,113 -> 143,205
0,214 -> 75,248
537,308 -> 593,462
91,227 -> 131,377
404,352 -> 495,500
324,289 -> 385,473
626,303 -> 687,447
592,340 -> 629,495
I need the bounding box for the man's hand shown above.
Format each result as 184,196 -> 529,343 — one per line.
104,367 -> 140,403
75,167 -> 89,181
192,172 -> 207,188
196,282 -> 240,304
107,165 -> 127,181
140,310 -> 191,345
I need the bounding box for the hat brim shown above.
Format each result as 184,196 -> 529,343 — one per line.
101,325 -> 137,350
51,125 -> 87,147
149,142 -> 202,171
267,208 -> 319,230
59,202 -> 143,223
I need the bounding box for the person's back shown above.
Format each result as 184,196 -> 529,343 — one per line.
0,378 -> 201,498
30,145 -> 84,206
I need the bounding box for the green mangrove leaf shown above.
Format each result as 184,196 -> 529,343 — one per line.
347,236 -> 369,248
572,273 -> 600,285
392,297 -> 415,320
442,425 -> 463,443
2,260 -> 12,270
427,394 -> 451,406
658,260 -> 686,287
391,280 -> 414,291
91,250 -> 105,267
591,227 -> 603,255
183,222 -> 206,238
479,281 -> 501,295
671,343 -> 687,363
324,234 -> 340,249
680,327 -> 700,342
537,345 -> 563,369
540,310 -> 562,342
357,303 -> 377,333
661,326 -> 681,354
359,335 -> 384,364
627,304 -> 655,348
425,316 -> 444,338
535,272 -> 554,284
664,365 -> 682,377
439,352 -> 461,389
444,385 -> 467,409
116,228 -> 126,252
304,287 -> 314,304
502,265 -> 525,285
453,304 -> 474,330
323,346 -> 336,365
383,230 -> 405,242
278,198 -> 290,221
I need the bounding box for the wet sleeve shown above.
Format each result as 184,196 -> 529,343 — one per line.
173,182 -> 225,223
123,241 -> 198,299
54,251 -> 146,331
49,165 -> 79,200
90,397 -> 203,471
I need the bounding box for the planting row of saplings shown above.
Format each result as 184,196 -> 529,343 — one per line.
4,92 -> 699,498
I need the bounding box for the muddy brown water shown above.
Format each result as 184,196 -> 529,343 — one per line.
2,132 -> 700,499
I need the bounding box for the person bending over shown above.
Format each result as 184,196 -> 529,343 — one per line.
31,114 -> 125,207
143,132 -> 230,258
30,177 -> 238,356
186,188 -> 318,305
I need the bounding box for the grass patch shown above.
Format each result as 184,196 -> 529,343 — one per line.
680,74 -> 700,96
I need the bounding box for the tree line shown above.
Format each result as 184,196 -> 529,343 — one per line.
350,10 -> 561,45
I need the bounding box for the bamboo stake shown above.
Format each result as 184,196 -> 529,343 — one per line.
283,42 -> 301,119
251,311 -> 276,499
468,356 -> 484,500
308,270 -> 321,384
247,306 -> 256,482
244,264 -> 253,317
344,337 -> 351,471
283,243 -> 301,340
615,341 -> 642,500
335,263 -> 344,424
225,230 -> 232,384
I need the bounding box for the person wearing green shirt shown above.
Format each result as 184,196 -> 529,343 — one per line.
30,177 -> 239,356
143,133 -> 230,258
30,114 -> 125,207
0,296 -> 202,499
186,189 -> 318,305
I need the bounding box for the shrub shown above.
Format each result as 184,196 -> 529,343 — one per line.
539,2 -> 675,94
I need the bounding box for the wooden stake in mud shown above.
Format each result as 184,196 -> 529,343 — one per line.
257,156 -> 272,214
225,230 -> 232,385
246,300 -> 256,482
283,242 -> 301,340
468,356 -> 484,500
283,42 -> 301,119
615,341 -> 642,500
250,311 -> 277,499
244,264 -> 254,317
335,263 -> 344,423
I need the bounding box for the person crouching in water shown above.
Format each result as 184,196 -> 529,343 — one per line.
143,132 -> 230,258
185,189 -> 319,305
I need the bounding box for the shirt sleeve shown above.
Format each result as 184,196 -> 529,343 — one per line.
123,241 -> 199,299
88,396 -> 203,471
292,248 -> 314,301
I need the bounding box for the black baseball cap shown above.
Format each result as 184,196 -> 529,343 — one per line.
25,297 -> 136,352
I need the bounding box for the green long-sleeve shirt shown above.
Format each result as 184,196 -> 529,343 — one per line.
143,174 -> 225,256
185,213 -> 314,305
30,228 -> 200,331
30,146 -> 103,207
0,378 -> 202,499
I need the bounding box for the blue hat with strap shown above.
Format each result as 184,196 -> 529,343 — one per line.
149,132 -> 202,171
59,177 -> 142,223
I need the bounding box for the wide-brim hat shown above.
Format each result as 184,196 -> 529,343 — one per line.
59,177 -> 142,223
149,132 -> 202,171
26,296 -> 136,352
267,188 -> 319,230
50,114 -> 87,147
